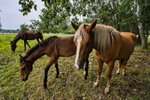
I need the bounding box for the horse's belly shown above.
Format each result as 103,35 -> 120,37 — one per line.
58,47 -> 76,57
118,45 -> 134,59
27,37 -> 36,40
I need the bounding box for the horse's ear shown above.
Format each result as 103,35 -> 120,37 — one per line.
19,54 -> 24,58
19,54 -> 26,62
90,20 -> 97,30
19,54 -> 25,60
71,22 -> 79,30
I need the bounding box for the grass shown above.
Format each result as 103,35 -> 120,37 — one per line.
0,33 -> 150,99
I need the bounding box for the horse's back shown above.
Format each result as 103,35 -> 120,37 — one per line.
20,30 -> 42,40
120,32 -> 136,40
98,32 -> 135,61
118,32 -> 135,59
56,36 -> 76,57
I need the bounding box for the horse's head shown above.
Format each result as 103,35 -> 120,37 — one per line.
19,54 -> 32,81
10,41 -> 17,51
71,20 -> 97,69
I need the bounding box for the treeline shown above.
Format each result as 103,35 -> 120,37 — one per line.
0,29 -> 18,33
18,0 -> 150,48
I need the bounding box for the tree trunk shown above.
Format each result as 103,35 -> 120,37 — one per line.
136,1 -> 148,49
138,23 -> 148,49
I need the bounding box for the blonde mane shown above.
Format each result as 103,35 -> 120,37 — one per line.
93,24 -> 120,52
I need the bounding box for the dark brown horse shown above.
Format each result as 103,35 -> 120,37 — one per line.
19,36 -> 89,89
71,20 -> 136,94
10,30 -> 43,51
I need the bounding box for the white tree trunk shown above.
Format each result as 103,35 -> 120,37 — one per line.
138,22 -> 147,49
137,2 -> 147,49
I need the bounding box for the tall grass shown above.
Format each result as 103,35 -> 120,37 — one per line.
0,33 -> 150,99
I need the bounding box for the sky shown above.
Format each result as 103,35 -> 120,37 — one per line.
0,0 -> 44,30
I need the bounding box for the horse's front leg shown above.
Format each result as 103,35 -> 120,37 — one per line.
94,52 -> 103,87
84,58 -> 89,80
94,60 -> 103,87
55,60 -> 59,78
44,57 -> 57,89
104,61 -> 115,94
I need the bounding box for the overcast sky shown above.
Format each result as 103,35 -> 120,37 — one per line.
0,0 -> 44,30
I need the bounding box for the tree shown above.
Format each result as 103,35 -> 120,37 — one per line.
18,0 -> 150,48
29,20 -> 40,30
20,23 -> 29,31
37,7 -> 69,33
136,0 -> 150,49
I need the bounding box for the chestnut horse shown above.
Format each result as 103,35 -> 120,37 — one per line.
19,36 -> 89,89
10,30 -> 43,51
71,20 -> 136,94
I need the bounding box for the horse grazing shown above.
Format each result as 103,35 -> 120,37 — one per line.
71,20 -> 136,94
10,30 -> 43,51
19,36 -> 89,89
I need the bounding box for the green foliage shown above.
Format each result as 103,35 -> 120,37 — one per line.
19,0 -> 37,16
18,0 -> 150,34
20,23 -> 29,31
29,20 -> 40,30
38,5 -> 71,33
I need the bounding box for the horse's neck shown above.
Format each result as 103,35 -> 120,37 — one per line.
13,34 -> 20,43
25,47 -> 46,64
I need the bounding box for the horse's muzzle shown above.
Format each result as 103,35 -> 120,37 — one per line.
21,76 -> 28,81
74,61 -> 84,69
78,62 -> 84,69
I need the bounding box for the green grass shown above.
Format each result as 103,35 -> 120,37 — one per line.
0,33 -> 150,99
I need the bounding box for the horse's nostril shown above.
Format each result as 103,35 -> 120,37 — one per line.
22,76 -> 28,81
78,63 -> 83,69
22,78 -> 26,81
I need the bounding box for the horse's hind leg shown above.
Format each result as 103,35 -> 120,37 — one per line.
116,59 -> 128,76
104,61 -> 115,94
26,41 -> 31,48
116,60 -> 122,75
84,58 -> 89,80
24,40 -> 26,51
55,60 -> 59,78
44,57 -> 57,89
121,60 -> 128,76
37,38 -> 40,43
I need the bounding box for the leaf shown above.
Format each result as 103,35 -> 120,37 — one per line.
34,5 -> 37,11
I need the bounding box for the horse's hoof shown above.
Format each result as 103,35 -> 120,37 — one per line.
84,77 -> 87,80
116,70 -> 120,75
104,87 -> 110,94
44,85 -> 47,89
93,82 -> 99,87
122,73 -> 127,76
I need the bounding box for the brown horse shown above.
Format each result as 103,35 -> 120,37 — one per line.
71,20 -> 136,94
10,30 -> 43,51
19,36 -> 89,89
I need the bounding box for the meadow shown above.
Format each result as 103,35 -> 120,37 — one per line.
0,33 -> 150,99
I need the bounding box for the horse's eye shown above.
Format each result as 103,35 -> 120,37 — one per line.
86,42 -> 89,45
